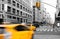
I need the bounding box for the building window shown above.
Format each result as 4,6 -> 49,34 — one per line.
40,12 -> 41,14
7,0 -> 11,4
21,11 -> 22,16
27,15 -> 29,17
2,4 -> 4,10
17,3 -> 19,8
0,14 -> 2,18
26,8 -> 27,11
24,19 -> 25,22
7,6 -> 11,13
33,8 -> 35,11
26,14 -> 28,17
12,8 -> 15,14
0,4 -> 2,10
20,5 -> 22,9
19,11 -> 21,15
13,16 -> 16,19
12,1 -> 16,6
2,0 -> 4,1
17,10 -> 19,15
16,0 -> 17,1
56,17 -> 60,21
26,19 -> 27,23
58,11 -> 60,16
23,7 -> 25,10
28,10 -> 29,13
25,8 -> 26,11
30,11 -> 31,13
21,18 -> 22,23
7,15 -> 11,18
17,18 -> 19,22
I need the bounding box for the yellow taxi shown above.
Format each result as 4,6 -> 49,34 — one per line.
0,24 -> 35,39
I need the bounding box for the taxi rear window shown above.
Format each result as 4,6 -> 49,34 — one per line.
14,25 -> 29,31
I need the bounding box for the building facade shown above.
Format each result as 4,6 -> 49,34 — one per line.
52,0 -> 60,31
55,0 -> 60,26
32,0 -> 45,24
0,0 -> 33,24
33,6 -> 41,23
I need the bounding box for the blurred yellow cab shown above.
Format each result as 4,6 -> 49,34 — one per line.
0,24 -> 34,39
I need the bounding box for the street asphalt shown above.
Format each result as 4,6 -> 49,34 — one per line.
33,31 -> 60,39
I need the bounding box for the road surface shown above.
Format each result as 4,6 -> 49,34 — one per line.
34,31 -> 60,39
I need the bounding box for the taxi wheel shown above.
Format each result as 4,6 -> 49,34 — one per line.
31,34 -> 34,39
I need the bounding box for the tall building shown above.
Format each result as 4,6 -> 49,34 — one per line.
55,0 -> 60,26
56,0 -> 60,17
53,0 -> 60,31
33,6 -> 41,22
32,0 -> 45,24
0,0 -> 33,24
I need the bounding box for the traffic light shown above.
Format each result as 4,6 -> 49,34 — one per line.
35,2 -> 40,8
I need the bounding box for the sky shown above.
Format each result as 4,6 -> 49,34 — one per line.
42,0 -> 57,24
